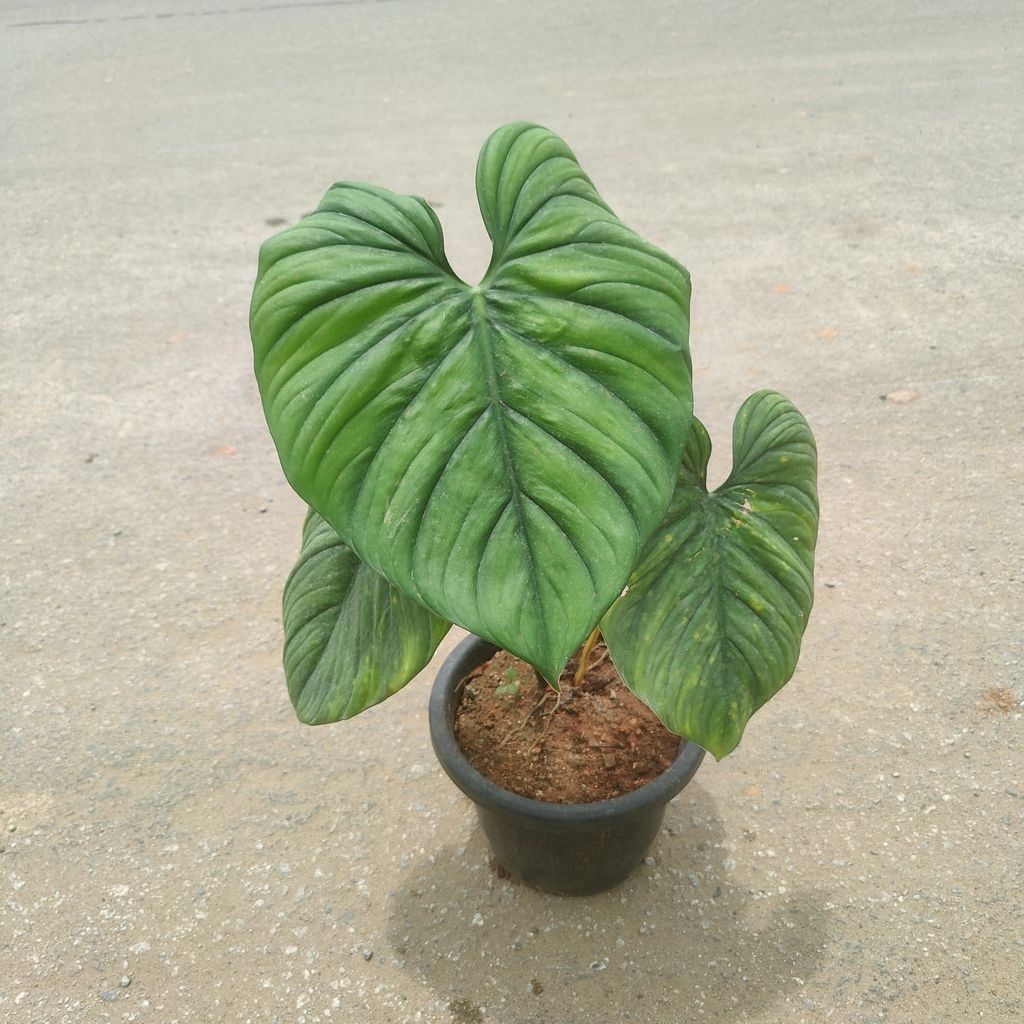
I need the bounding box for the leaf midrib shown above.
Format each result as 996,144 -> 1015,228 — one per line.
469,290 -> 548,657
704,493 -> 800,691
708,494 -> 741,694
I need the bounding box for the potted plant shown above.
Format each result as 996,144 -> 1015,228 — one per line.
249,122 -> 819,894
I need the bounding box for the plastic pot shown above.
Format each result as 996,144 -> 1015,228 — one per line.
429,634 -> 705,896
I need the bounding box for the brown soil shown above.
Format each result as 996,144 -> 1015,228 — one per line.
453,639 -> 682,804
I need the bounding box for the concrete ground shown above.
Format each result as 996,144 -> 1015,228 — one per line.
2,1 -> 1021,1021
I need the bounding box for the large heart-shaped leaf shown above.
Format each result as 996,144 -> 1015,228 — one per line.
251,122 -> 692,681
282,509 -> 451,724
602,391 -> 819,759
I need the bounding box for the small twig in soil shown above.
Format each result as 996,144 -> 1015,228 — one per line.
525,723 -> 550,758
548,684 -> 582,715
496,691 -> 551,748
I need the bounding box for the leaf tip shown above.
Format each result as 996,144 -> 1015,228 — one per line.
703,731 -> 742,762
291,692 -> 333,727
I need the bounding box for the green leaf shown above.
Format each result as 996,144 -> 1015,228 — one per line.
251,122 -> 692,681
601,391 -> 819,759
495,680 -> 520,698
282,509 -> 451,724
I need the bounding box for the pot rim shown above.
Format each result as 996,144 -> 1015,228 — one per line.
429,633 -> 706,830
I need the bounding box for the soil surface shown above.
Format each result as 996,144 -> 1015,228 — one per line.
453,641 -> 681,803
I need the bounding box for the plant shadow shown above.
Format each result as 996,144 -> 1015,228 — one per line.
386,783 -> 832,1023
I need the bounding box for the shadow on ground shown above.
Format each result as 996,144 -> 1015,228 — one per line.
387,784 -> 832,1023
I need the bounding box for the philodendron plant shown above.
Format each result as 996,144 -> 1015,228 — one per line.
250,122 -> 819,760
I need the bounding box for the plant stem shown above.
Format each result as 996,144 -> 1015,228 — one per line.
573,625 -> 602,687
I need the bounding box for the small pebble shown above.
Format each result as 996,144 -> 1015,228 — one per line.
883,388 -> 920,404
120,976 -> 131,988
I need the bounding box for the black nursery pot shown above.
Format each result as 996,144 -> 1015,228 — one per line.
429,635 -> 705,896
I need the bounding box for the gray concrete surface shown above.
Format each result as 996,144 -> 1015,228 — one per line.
2,1 -> 1022,1021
